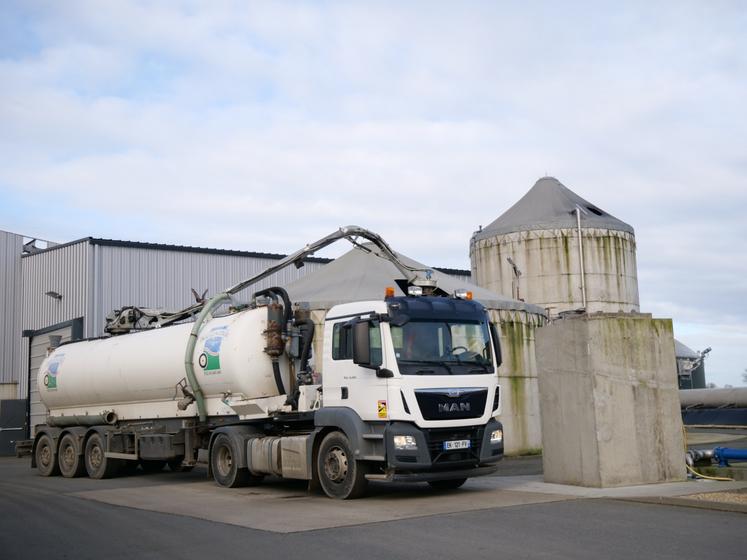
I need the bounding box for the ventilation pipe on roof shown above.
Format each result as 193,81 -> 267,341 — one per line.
575,206 -> 587,310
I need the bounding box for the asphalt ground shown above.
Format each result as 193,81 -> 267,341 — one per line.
1,452 -> 744,560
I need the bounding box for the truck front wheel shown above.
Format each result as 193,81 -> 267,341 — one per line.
317,431 -> 368,499
35,434 -> 59,477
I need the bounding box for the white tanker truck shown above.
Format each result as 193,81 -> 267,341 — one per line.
32,226 -> 504,499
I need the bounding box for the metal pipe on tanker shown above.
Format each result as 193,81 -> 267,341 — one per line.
48,411 -> 118,427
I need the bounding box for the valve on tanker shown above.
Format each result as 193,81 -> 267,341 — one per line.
175,378 -> 196,411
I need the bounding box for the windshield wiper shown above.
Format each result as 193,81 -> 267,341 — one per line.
413,360 -> 455,374
467,362 -> 492,373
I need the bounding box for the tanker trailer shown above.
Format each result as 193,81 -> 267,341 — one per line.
31,226 -> 505,499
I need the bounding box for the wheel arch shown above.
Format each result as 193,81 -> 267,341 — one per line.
313,407 -> 385,462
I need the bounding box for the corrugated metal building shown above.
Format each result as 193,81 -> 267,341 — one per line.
2,233 -> 471,440
0,230 -> 24,400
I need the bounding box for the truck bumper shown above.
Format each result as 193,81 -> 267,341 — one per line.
383,419 -> 504,476
366,464 -> 499,483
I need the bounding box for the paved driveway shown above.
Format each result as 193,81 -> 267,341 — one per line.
1,456 -> 744,560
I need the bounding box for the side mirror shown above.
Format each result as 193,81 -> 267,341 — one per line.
353,320 -> 384,370
352,321 -> 371,366
489,322 -> 502,368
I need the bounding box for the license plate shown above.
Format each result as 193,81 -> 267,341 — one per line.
443,439 -> 471,451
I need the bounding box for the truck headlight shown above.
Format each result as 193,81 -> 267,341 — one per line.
490,429 -> 503,444
393,435 -> 418,450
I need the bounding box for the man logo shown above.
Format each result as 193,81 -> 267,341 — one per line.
438,402 -> 471,413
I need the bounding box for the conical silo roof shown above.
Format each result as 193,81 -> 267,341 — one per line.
674,339 -> 699,360
473,177 -> 634,241
285,244 -> 545,315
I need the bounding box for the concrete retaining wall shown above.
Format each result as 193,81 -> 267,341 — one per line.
536,313 -> 686,487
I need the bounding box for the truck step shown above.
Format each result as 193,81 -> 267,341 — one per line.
105,452 -> 139,460
364,474 -> 390,481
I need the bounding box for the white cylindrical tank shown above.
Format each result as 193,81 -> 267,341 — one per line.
471,177 -> 639,316
37,306 -> 290,419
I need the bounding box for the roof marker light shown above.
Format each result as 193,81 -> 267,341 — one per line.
385,286 -> 395,298
407,286 -> 423,296
455,289 -> 473,300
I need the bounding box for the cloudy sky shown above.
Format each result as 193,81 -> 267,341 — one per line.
1,1 -> 745,386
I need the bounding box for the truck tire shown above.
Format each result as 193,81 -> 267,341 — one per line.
84,432 -> 121,479
58,433 -> 85,478
35,434 -> 60,477
317,431 -> 368,499
428,478 -> 467,490
210,433 -> 261,488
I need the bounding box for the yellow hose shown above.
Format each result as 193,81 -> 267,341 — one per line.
685,463 -> 734,481
682,426 -> 734,482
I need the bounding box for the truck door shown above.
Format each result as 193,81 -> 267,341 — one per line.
322,318 -> 389,422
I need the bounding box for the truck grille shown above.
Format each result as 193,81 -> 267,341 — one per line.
424,427 -> 484,466
415,388 -> 487,420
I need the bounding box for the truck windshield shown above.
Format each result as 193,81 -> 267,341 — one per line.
390,320 -> 494,375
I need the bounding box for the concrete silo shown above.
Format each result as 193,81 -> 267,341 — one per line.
470,177 -> 639,316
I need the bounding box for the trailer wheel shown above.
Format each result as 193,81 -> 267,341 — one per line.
428,478 -> 467,490
84,433 -> 121,479
317,431 -> 368,499
35,434 -> 60,477
210,433 -> 261,488
58,434 -> 85,478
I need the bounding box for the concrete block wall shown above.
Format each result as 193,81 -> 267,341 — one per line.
536,313 -> 686,487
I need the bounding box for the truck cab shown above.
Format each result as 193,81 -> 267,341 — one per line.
314,293 -> 504,497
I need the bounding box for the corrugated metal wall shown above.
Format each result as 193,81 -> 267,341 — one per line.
19,241 -> 89,399
88,244 -> 326,336
0,231 -> 23,386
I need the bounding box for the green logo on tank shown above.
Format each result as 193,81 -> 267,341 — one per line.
43,354 -> 65,391
200,326 -> 228,375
